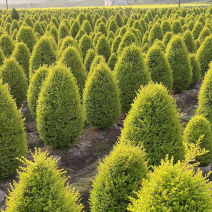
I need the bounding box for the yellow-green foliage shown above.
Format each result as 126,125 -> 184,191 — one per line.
96,35 -> 111,62
79,34 -> 93,61
189,53 -> 201,83
0,34 -> 14,58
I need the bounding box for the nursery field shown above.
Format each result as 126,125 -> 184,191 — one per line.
1,4 -> 212,212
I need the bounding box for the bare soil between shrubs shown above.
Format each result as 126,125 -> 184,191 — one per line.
0,81 -> 202,211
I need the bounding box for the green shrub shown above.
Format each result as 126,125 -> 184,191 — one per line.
16,26 -> 37,53
11,8 -> 19,21
162,31 -> 173,46
0,58 -> 28,107
90,55 -> 106,74
82,20 -> 92,35
148,23 -> 163,45
139,19 -> 147,33
114,45 -> 151,113
29,36 -> 57,78
146,45 -> 173,92
128,157 -> 212,212
153,39 -> 165,52
76,12 -> 87,25
79,34 -> 93,61
83,62 -> 120,129
58,23 -> 69,41
115,13 -> 123,27
183,30 -> 196,53
33,22 -> 44,36
37,65 -> 85,148
24,17 -> 33,28
90,142 -> 147,212
4,149 -> 83,211
188,20 -> 194,31
183,115 -> 212,165
111,35 -> 122,54
120,83 -> 184,166
192,22 -> 203,40
96,22 -> 107,36
27,66 -> 49,119
161,20 -> 171,35
10,20 -> 19,35
70,20 -> 80,38
84,49 -> 96,73
198,27 -> 211,44
0,34 -> 14,58
108,20 -> 118,34
12,42 -> 30,79
197,34 -> 212,76
47,25 -> 58,44
172,20 -> 183,34
132,20 -> 143,36
96,35 -> 111,63
11,29 -> 18,41
76,29 -> 86,42
108,52 -> 118,71
60,46 -> 87,97
166,35 -> 192,93
0,48 -> 5,66
189,54 -> 201,83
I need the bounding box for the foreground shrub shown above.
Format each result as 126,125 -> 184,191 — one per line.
90,142 -> 148,212
0,80 -> 26,179
96,35 -> 111,62
37,65 -> 85,148
83,62 -> 120,128
4,149 -> 83,211
190,54 -> 201,83
120,83 -> 184,166
0,34 -> 14,58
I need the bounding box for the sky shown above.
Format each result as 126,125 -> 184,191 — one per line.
0,0 -> 43,4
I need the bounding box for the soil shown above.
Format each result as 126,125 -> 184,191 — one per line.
0,81 -> 201,211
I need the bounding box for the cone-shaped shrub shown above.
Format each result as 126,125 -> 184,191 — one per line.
108,20 -> 118,34
90,55 -> 106,75
90,142 -> 147,212
183,115 -> 212,165
120,83 -> 184,166
4,149 -> 83,211
128,157 -> 212,212
162,31 -> 173,46
16,26 -> 37,53
111,35 -> 122,54
58,23 -> 69,41
75,29 -> 86,42
83,62 -> 120,129
33,22 -> 44,36
79,34 -> 93,61
0,48 -> 5,66
146,45 -> 173,92
96,22 -> 107,36
0,34 -> 14,58
148,23 -> 163,45
84,49 -> 96,73
192,22 -> 203,40
30,36 -> 57,78
37,65 -> 85,148
60,47 -> 87,97
172,20 -> 183,34
70,20 -> 80,38
115,13 -> 123,28
183,30 -> 196,53
10,20 -> 19,35
197,34 -> 212,76
12,42 -> 30,79
188,20 -> 194,31
27,66 -> 49,119
190,54 -> 201,83
199,27 -> 211,44
0,80 -> 26,179
108,52 -> 118,71
0,58 -> 28,107
161,20 -> 171,35
132,20 -> 143,36
114,45 -> 151,113
11,8 -> 19,21
166,35 -> 192,93
82,20 -> 92,35
96,35 -> 111,63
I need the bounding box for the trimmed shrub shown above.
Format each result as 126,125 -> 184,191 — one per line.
166,35 -> 192,93
183,115 -> 212,165
198,27 -> 211,44
79,34 -> 93,61
114,45 -> 151,113
108,52 -> 118,70
58,23 -> 69,41
190,54 -> 201,83
161,20 -> 171,35
108,20 -> 118,34
37,65 -> 85,148
132,20 -> 143,35
96,35 -> 111,63
115,13 -> 123,27
29,36 -> 57,78
33,22 -> 44,36
27,66 -> 49,119
83,62 -> 120,129
162,31 -> 173,46
192,22 -> 203,40
120,83 -> 184,166
16,26 -> 37,53
48,25 -> 58,44
128,157 -> 212,212
0,58 -> 28,107
60,47 -> 87,97
93,32 -> 102,46
70,20 -> 80,38
140,19 -> 147,33
183,30 -> 196,53
0,48 -> 5,66
111,35 -> 122,54
107,31 -> 114,41
4,149 -> 83,211
148,23 -> 163,45
146,45 -> 173,92
153,39 -> 165,52
84,49 -> 96,73
0,34 -> 14,58
12,42 -> 30,79
82,20 -> 92,35
11,8 -> 19,21
96,22 -> 107,36
10,20 -> 19,35
76,29 -> 86,42
172,20 -> 183,34
90,142 -> 147,212
90,55 -> 106,74
188,20 -> 194,31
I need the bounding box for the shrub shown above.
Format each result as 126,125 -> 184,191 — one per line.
192,22 -> 203,40
166,35 -> 192,93
162,31 -> 173,46
198,27 -> 211,44
189,54 -> 201,83
148,23 -> 163,45
120,83 -> 184,166
29,36 -> 57,78
76,29 -> 86,42
12,42 -> 30,79
58,23 -> 69,41
48,25 -> 58,44
108,52 -> 118,70
79,34 -> 93,61
146,45 -> 173,92
90,142 -> 147,212
172,20 -> 183,34
83,62 -> 120,128
183,115 -> 212,165
128,157 -> 212,212
82,20 -> 92,35
33,22 -> 44,36
114,45 -> 151,113
0,34 -> 14,58
60,47 -> 87,97
115,13 -> 123,27
4,149 -> 83,211
111,35 -> 122,54
188,20 -> 194,31
11,8 -> 19,21
96,35 -> 111,63
27,66 -> 49,119
84,49 -> 96,73
37,65 -> 85,148
10,20 -> 19,35
183,30 -> 196,53
16,26 -> 37,53
96,22 -> 107,36
132,20 -> 143,35
161,20 -> 171,35
90,55 -> 106,74
0,48 -> 5,66
108,20 -> 118,34
70,20 -> 80,38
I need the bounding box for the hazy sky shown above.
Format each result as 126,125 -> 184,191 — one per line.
0,0 -> 43,3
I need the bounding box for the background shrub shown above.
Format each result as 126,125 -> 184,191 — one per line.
189,54 -> 201,83
0,34 -> 14,58
84,49 -> 96,73
96,35 -> 111,62
79,34 -> 93,61
108,52 -> 118,71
